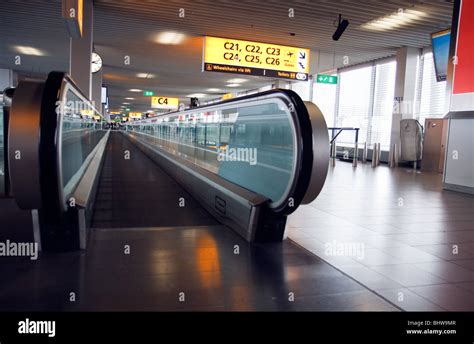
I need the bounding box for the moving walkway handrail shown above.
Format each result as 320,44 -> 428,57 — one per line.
126,89 -> 329,216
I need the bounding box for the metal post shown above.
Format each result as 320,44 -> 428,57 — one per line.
331,142 -> 336,167
371,143 -> 377,168
388,147 -> 394,168
362,142 -> 367,163
330,128 -> 336,167
394,143 -> 399,166
352,129 -> 359,167
389,143 -> 398,168
376,143 -> 381,166
352,142 -> 358,167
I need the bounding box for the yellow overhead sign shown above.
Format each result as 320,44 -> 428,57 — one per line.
203,36 -> 310,81
128,112 -> 142,118
151,96 -> 179,110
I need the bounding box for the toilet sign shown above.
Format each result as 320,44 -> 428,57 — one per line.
151,96 -> 179,110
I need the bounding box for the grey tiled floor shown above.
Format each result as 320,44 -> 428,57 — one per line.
288,162 -> 474,311
0,134 -> 399,312
0,226 -> 399,311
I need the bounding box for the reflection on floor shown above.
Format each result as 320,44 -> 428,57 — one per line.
288,162 -> 474,311
0,225 -> 398,311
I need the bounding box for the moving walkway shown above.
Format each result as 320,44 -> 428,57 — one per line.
7,71 -> 329,252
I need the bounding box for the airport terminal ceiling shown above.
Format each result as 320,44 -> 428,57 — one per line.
0,0 -> 453,113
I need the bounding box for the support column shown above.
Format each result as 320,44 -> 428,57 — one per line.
389,47 -> 420,157
91,69 -> 103,113
69,0 -> 93,99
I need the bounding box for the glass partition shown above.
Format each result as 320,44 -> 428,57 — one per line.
126,96 -> 297,206
60,81 -> 106,201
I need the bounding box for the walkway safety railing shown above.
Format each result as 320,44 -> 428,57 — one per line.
328,127 -> 359,167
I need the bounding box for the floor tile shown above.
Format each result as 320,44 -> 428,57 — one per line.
380,246 -> 442,263
454,282 -> 474,294
357,248 -> 406,267
301,290 -> 399,311
413,261 -> 474,282
415,244 -> 474,261
409,284 -> 474,311
375,288 -> 445,311
452,259 -> 474,271
371,264 -> 447,287
337,265 -> 403,290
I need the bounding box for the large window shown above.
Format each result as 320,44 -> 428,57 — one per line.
415,50 -> 447,127
371,61 -> 397,148
312,76 -> 337,127
336,66 -> 374,145
317,60 -> 396,150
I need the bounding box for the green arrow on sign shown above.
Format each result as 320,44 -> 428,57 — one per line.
143,90 -> 154,96
316,74 -> 338,84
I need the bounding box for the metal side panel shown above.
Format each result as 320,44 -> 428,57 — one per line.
302,101 -> 330,204
124,131 -> 269,242
8,81 -> 44,209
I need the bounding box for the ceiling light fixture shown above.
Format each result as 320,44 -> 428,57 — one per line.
207,88 -> 221,92
154,31 -> 186,45
186,93 -> 207,98
14,45 -> 46,56
361,8 -> 427,31
129,89 -> 142,92
125,97 -> 135,100
137,73 -> 155,78
226,84 -> 240,88
123,102 -> 130,105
